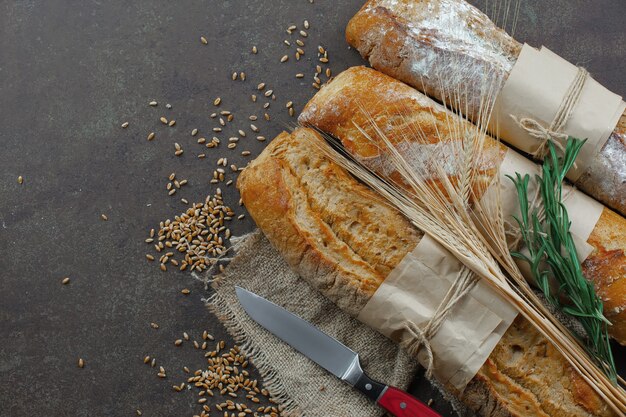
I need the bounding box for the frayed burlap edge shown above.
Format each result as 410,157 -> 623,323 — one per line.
206,290 -> 303,417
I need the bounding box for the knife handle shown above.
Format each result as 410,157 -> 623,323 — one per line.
355,373 -> 441,417
378,386 -> 442,417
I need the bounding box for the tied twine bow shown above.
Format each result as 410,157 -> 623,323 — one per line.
401,267 -> 478,379
511,67 -> 589,164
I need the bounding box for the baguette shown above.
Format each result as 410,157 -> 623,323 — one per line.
345,0 -> 626,216
237,127 -> 615,417
299,66 -> 626,345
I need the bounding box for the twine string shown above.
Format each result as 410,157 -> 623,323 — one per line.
401,267 -> 478,378
511,67 -> 588,163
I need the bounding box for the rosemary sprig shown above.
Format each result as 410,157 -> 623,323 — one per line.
508,137 -> 617,382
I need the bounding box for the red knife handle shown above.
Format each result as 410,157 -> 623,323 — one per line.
354,373 -> 441,417
377,386 -> 442,417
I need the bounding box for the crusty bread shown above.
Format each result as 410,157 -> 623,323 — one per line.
299,66 -> 626,345
345,0 -> 626,217
237,127 -> 615,416
237,129 -> 422,316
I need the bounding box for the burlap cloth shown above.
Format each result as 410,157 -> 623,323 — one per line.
204,230 -> 418,417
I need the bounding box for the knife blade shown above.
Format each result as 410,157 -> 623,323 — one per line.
235,286 -> 441,417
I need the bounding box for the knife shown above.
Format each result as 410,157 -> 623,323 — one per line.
235,286 -> 442,417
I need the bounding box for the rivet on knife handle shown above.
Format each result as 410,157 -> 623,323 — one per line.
376,384 -> 442,417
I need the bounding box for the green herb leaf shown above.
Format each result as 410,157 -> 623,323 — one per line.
510,137 -> 617,382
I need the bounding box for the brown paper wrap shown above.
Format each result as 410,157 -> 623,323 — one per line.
357,235 -> 518,391
492,44 -> 626,181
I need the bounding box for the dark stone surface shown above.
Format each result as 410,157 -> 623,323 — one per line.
0,1 -> 623,416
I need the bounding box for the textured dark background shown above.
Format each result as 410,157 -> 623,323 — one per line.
0,1 -> 624,416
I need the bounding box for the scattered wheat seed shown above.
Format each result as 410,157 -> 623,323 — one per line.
326,68 -> 332,78
280,55 -> 288,63
296,47 -> 304,55
191,128 -> 198,136
300,30 -> 308,37
296,39 -> 304,47
251,46 -> 257,54
289,108 -> 294,117
146,254 -> 155,261
213,97 -> 221,106
147,132 -> 155,141
121,121 -> 129,128
237,214 -> 245,220
200,36 -> 208,45
101,214 -> 108,221
181,288 -> 190,295
149,101 -> 158,106
318,45 -> 325,54
78,358 -> 85,368
283,40 -> 291,46
240,72 -> 246,81
304,20 -> 310,29
257,83 -> 265,91
17,176 -> 23,184
175,339 -> 183,346
231,72 -> 237,81
61,277 -> 70,285
168,119 -> 176,127
251,94 -> 257,102
264,113 -> 270,120
319,57 -> 329,63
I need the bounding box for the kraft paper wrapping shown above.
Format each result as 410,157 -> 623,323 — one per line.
357,148 -> 604,391
488,149 -> 604,261
492,44 -> 626,181
358,235 -> 518,391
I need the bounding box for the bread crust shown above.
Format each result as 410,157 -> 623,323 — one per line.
299,66 -> 626,345
346,0 -> 626,216
238,127 -> 615,417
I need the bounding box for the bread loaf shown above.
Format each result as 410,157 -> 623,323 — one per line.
345,0 -> 626,216
298,66 -> 626,345
237,127 -> 615,417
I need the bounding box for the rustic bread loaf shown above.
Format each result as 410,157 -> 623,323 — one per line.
299,66 -> 626,345
345,0 -> 626,216
237,127 -> 615,417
